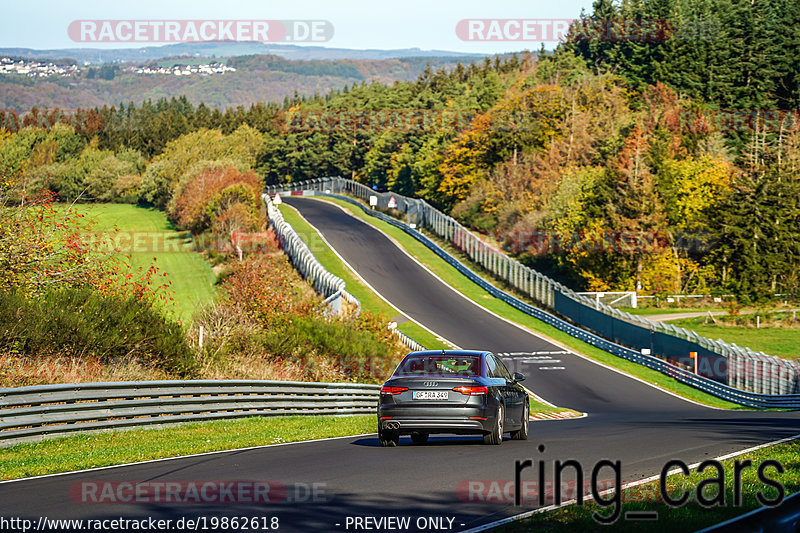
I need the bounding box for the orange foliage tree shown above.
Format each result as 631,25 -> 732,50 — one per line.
169,166 -> 264,234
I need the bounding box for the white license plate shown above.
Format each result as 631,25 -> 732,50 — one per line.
413,391 -> 448,400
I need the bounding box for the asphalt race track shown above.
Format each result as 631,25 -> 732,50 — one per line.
2,196 -> 799,533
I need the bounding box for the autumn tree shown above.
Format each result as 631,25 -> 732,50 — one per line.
169,166 -> 263,235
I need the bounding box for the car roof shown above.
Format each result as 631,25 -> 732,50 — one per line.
404,350 -> 490,357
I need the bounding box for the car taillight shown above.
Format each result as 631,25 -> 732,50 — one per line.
453,386 -> 487,395
381,386 -> 408,395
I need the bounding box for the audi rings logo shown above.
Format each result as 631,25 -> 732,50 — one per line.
423,381 -> 438,387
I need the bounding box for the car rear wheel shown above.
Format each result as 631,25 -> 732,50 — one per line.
379,430 -> 399,447
483,405 -> 504,445
511,401 -> 529,440
410,432 -> 429,444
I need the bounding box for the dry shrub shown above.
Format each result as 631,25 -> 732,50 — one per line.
0,353 -> 170,387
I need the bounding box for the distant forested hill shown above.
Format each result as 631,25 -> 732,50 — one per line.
0,55 -> 481,112
0,42 -> 485,64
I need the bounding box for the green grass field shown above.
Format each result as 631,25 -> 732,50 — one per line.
668,318 -> 800,360
65,203 -> 216,323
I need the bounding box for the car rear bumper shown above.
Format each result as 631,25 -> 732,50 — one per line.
378,394 -> 501,435
380,417 -> 491,434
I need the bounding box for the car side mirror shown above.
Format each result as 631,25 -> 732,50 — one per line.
512,372 -> 526,383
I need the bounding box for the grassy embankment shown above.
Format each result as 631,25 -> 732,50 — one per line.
1,203 -> 216,385
65,203 -> 217,323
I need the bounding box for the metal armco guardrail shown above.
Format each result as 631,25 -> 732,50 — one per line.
264,178 -> 800,409
391,328 -> 426,352
264,193 -> 350,315
0,380 -> 380,447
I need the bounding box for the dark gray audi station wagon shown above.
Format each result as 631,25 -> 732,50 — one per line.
377,350 -> 529,446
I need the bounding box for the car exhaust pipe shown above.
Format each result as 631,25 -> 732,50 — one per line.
384,421 -> 400,430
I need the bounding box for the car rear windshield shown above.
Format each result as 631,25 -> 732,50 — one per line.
393,355 -> 482,377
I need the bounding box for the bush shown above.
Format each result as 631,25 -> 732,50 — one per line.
261,313 -> 402,382
222,253 -> 315,327
0,287 -> 196,376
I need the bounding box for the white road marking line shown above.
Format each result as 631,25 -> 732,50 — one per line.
499,351 -> 569,356
500,356 -> 563,364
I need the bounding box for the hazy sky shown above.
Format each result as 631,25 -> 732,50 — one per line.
1,0 -> 594,53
